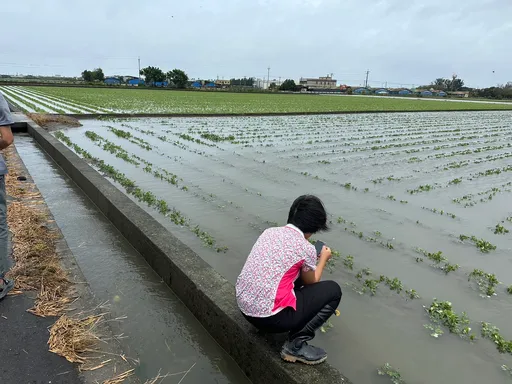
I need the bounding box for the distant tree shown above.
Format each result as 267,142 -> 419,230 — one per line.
432,78 -> 449,90
140,66 -> 166,84
279,79 -> 298,92
473,83 -> 512,100
449,74 -> 464,91
268,82 -> 277,91
430,75 -> 465,92
81,70 -> 94,82
92,68 -> 105,82
167,69 -> 189,89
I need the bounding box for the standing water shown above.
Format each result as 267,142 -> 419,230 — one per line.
53,112 -> 512,384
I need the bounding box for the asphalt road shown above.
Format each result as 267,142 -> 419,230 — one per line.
0,294 -> 83,384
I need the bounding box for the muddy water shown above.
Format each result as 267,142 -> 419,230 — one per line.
14,135 -> 250,384
58,112 -> 512,384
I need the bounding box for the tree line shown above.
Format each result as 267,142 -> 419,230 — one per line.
425,75 -> 512,99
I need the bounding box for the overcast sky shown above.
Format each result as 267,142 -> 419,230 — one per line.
3,0 -> 511,88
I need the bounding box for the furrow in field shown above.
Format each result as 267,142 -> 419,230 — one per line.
13,86 -> 95,114
21,86 -> 114,113
0,86 -> 56,113
0,87 -> 40,112
7,86 -> 83,114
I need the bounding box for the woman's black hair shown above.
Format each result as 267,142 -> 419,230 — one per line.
287,195 -> 329,234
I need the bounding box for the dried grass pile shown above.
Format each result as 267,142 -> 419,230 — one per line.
6,200 -> 72,316
48,314 -> 103,366
27,113 -> 82,128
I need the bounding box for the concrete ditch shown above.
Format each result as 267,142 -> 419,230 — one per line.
14,115 -> 351,384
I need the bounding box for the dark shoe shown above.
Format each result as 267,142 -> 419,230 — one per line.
0,279 -> 14,300
280,304 -> 337,365
281,338 -> 327,365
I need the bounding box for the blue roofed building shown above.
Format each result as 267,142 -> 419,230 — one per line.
375,88 -> 389,95
127,78 -> 144,86
354,88 -> 370,95
104,77 -> 121,85
398,89 -> 412,96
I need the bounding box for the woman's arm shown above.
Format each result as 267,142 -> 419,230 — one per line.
301,246 -> 331,285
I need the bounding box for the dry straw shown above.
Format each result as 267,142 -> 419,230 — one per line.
26,113 -> 82,128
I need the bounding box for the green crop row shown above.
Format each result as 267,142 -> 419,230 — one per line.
54,131 -> 227,252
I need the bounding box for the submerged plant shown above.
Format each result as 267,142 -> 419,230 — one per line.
342,255 -> 354,270
494,223 -> 510,234
449,178 -> 463,185
459,234 -> 497,253
377,363 -> 406,384
406,289 -> 420,299
424,299 -> 474,340
415,249 -> 459,274
468,269 -> 501,297
481,322 -> 512,354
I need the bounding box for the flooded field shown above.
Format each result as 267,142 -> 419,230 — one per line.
54,111 -> 512,383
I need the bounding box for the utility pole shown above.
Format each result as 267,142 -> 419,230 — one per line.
364,69 -> 370,88
138,56 -> 141,79
267,67 -> 270,89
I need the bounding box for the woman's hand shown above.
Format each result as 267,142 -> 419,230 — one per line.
320,246 -> 332,261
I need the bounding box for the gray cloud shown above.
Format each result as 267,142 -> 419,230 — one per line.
3,0 -> 511,87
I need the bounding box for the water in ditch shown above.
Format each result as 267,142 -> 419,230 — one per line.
54,112 -> 512,384
14,134 -> 251,384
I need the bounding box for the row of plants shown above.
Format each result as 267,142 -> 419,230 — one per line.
0,86 -> 47,113
84,130 -> 187,190
452,182 -> 512,207
414,249 -> 459,275
11,86 -> 85,114
421,206 -> 457,219
5,86 -> 78,114
54,131 -> 228,252
18,86 -> 109,113
459,234 -> 497,253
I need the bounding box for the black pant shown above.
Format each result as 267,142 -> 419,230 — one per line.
243,280 -> 342,336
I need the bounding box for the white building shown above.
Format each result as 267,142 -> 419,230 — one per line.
254,78 -> 282,90
299,75 -> 337,89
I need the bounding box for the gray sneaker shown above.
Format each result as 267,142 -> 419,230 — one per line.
0,279 -> 14,300
280,340 -> 328,365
